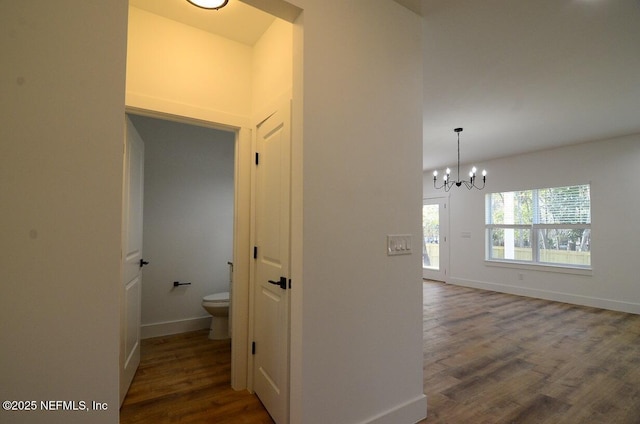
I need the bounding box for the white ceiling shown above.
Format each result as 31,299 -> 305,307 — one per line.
129,0 -> 640,171
422,0 -> 640,171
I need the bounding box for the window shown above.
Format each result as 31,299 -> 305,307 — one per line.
486,184 -> 591,269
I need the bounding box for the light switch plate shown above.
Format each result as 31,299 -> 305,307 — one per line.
387,234 -> 413,256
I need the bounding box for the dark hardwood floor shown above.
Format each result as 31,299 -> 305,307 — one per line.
121,281 -> 640,423
419,280 -> 640,424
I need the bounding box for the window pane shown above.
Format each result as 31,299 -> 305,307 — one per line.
486,184 -> 591,269
538,185 -> 591,224
488,228 -> 532,261
423,204 -> 439,269
488,191 -> 532,225
537,228 -> 591,266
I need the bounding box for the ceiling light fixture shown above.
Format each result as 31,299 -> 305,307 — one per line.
433,128 -> 486,191
186,0 -> 229,10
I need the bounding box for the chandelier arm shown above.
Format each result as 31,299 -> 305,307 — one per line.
473,179 -> 486,190
434,179 -> 448,191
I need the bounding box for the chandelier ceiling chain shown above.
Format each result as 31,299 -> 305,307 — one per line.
433,128 -> 486,192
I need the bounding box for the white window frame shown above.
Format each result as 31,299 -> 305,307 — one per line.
485,185 -> 592,274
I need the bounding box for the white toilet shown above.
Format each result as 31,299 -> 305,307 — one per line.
202,292 -> 230,340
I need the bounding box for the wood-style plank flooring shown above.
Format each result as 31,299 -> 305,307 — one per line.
121,281 -> 640,423
419,280 -> 640,424
120,331 -> 274,424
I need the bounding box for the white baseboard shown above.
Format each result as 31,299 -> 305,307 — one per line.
141,316 -> 211,339
449,278 -> 640,315
360,394 -> 427,424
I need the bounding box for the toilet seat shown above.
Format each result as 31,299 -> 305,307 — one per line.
203,292 -> 229,305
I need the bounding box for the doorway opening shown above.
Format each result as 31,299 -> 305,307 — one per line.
120,108 -> 251,410
123,1 -> 300,420
423,197 -> 448,282
128,114 -> 236,340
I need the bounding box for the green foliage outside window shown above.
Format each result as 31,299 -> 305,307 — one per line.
486,184 -> 591,268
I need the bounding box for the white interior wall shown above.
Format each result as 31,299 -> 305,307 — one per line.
128,115 -> 235,338
0,1 -> 127,423
423,134 -> 640,314
290,1 -> 427,423
126,6 -> 253,127
252,19 -> 293,118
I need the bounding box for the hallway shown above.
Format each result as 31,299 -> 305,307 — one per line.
120,331 -> 273,424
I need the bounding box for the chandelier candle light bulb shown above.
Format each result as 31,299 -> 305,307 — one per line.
433,128 -> 487,192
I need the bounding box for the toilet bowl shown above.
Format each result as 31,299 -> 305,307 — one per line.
202,292 -> 230,340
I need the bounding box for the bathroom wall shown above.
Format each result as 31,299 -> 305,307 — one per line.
129,114 -> 235,338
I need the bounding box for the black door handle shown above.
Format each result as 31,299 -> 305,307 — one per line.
267,276 -> 287,290
139,259 -> 149,268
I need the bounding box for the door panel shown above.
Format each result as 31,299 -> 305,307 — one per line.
423,197 -> 448,281
124,275 -> 141,366
253,101 -> 291,424
120,116 -> 144,405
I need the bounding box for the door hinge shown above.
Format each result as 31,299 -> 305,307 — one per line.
255,152 -> 259,165
289,279 -> 292,289
253,246 -> 258,259
252,341 -> 256,355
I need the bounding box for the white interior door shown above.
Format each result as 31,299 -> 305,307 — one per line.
253,100 -> 291,424
120,116 -> 145,405
423,197 -> 448,281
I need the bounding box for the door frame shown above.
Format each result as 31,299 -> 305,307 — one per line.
422,196 -> 449,282
124,105 -> 253,390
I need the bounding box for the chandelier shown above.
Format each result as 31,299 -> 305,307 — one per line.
433,128 -> 486,191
